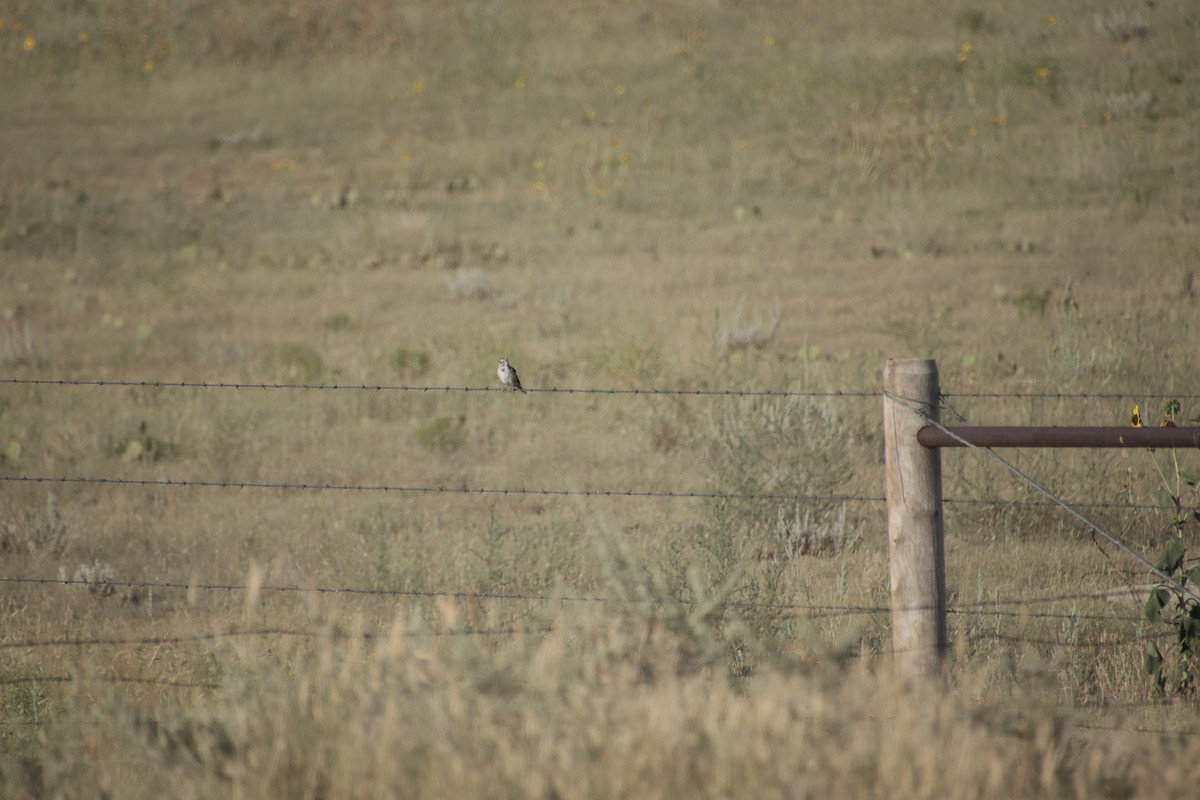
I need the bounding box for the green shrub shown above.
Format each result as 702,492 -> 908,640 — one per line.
415,415 -> 466,453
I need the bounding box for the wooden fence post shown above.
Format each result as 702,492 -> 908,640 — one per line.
883,359 -> 947,683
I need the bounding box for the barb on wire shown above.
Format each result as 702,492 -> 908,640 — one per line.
0,474 -> 885,505
0,376 -> 876,399
884,388 -> 1200,604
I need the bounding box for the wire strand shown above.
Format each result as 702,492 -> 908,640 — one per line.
0,474 -> 885,504
6,376 -> 1196,401
0,575 -> 892,617
0,376 -> 875,398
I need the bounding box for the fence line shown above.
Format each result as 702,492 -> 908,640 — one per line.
0,575 -> 1156,625
944,497 -> 1177,512
0,575 -> 909,619
0,675 -> 221,690
0,474 -> 884,504
968,632 -> 1155,649
0,626 -> 558,651
942,391 -> 1200,401
2,622 -> 1156,655
5,376 -> 1198,402
0,377 -> 875,398
3,473 -> 1184,515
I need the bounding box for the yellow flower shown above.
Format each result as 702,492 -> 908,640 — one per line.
613,85 -> 625,96
608,135 -> 620,147
1045,15 -> 1056,26
618,153 -> 631,166
994,116 -> 1007,127
585,107 -> 598,122
532,159 -> 543,171
1102,110 -> 1114,123
143,59 -> 154,73
79,32 -> 90,44
23,35 -> 36,52
534,181 -> 547,193
763,35 -> 775,47
968,126 -> 978,137
1035,67 -> 1051,81
956,52 -> 968,65
514,73 -> 527,89
960,42 -> 973,54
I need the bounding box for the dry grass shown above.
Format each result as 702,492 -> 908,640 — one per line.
3,0 -> 1200,796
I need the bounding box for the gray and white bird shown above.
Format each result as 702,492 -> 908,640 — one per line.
497,357 -> 526,393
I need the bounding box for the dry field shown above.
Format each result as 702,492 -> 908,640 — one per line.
2,1 -> 1200,796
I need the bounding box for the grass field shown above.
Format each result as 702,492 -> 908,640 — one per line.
3,0 -> 1200,796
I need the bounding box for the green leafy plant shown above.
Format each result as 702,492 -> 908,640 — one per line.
1141,398 -> 1200,695
1144,538 -> 1200,696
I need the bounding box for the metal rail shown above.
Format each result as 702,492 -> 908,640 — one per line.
918,426 -> 1200,449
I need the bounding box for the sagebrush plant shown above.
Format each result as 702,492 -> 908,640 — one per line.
708,394 -> 857,557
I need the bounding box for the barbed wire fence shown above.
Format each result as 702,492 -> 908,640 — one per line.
2,374 -> 1195,723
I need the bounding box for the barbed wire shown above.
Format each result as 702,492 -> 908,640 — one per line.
967,632 -> 1155,648
0,575 -> 894,617
3,622 -> 1161,655
0,575 -> 610,604
947,607 -> 1145,623
0,377 -> 875,398
5,376 -> 1198,402
0,575 -> 1162,626
3,473 -> 1183,516
943,391 -> 1200,401
951,587 -> 1154,609
0,626 -> 557,651
0,674 -> 220,689
944,496 -> 1178,512
0,474 -> 885,504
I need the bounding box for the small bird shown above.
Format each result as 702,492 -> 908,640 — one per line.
497,357 -> 526,393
